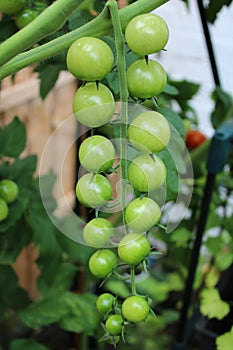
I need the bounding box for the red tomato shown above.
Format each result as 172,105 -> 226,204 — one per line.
185,130 -> 206,149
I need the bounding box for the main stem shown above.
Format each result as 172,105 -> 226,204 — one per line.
0,0 -> 84,67
107,0 -> 128,226
0,0 -> 169,80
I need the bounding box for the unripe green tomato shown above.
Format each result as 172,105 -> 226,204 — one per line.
66,37 -> 114,81
96,293 -> 115,315
118,233 -> 151,266
89,249 -> 118,278
125,197 -> 161,232
125,13 -> 169,55
76,173 -> 112,208
105,315 -> 123,336
0,0 -> 27,15
83,217 -> 114,248
128,154 -> 166,192
0,198 -> 9,222
15,8 -> 39,29
0,179 -> 19,203
122,295 -> 150,323
79,135 -> 115,173
127,59 -> 167,99
128,110 -> 170,153
72,83 -> 115,128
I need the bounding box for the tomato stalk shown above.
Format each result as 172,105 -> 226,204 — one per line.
130,266 -> 137,295
0,0 -> 85,67
0,0 -> 169,80
106,0 -> 128,226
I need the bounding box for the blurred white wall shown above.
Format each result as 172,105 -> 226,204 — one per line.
152,0 -> 233,136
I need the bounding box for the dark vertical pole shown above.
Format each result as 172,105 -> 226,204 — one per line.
175,173 -> 216,346
196,0 -> 221,87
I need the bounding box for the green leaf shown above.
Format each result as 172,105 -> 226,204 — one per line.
36,63 -> 65,99
200,288 -> 230,320
0,155 -> 37,186
205,236 -> 223,255
163,84 -> 179,96
216,326 -> 233,350
0,15 -> 17,44
59,292 -> 99,334
0,266 -> 30,317
168,79 -> 200,102
39,171 -> 57,213
206,0 -> 232,24
210,87 -> 233,129
10,339 -> 49,350
0,218 -> 32,264
170,227 -> 192,246
19,292 -> 98,334
0,187 -> 30,232
105,279 -> 131,299
0,117 -> 26,158
159,107 -> 185,137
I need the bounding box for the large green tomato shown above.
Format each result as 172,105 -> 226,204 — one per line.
0,0 -> 26,15
127,59 -> 167,99
0,179 -> 19,204
79,135 -> 115,173
76,173 -> 112,208
83,217 -> 114,248
122,295 -> 150,323
128,154 -> 166,193
118,233 -> 151,266
89,249 -> 118,278
128,110 -> 170,153
125,197 -> 161,232
125,13 -> 169,56
66,37 -> 114,81
0,198 -> 9,222
72,82 -> 115,128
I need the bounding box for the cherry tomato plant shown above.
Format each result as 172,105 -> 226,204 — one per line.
1,1 -> 232,350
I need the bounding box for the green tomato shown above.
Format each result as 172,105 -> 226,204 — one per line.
73,82 -> 115,128
125,197 -> 161,232
127,59 -> 167,99
89,249 -> 118,278
128,154 -> 166,193
122,295 -> 150,323
96,293 -> 115,315
0,179 -> 19,204
118,233 -> 150,266
105,315 -> 123,336
83,217 -> 114,248
125,13 -> 169,56
0,198 -> 9,222
76,173 -> 112,208
15,8 -> 39,29
79,135 -> 115,173
0,0 -> 26,15
128,110 -> 170,153
66,37 -> 114,81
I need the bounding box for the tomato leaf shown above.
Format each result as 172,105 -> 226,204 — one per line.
9,339 -> 49,350
36,62 -> 65,100
206,0 -> 232,23
216,326 -> 233,350
200,288 -> 230,320
210,87 -> 233,129
0,266 -> 30,317
159,106 -> 185,137
0,117 -> 26,158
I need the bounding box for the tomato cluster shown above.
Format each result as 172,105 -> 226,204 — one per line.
0,179 -> 18,222
66,12 -> 170,346
0,0 -> 48,29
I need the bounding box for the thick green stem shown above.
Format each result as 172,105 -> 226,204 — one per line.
0,0 -> 169,80
130,267 -> 137,295
0,0 -> 84,67
107,0 -> 128,225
